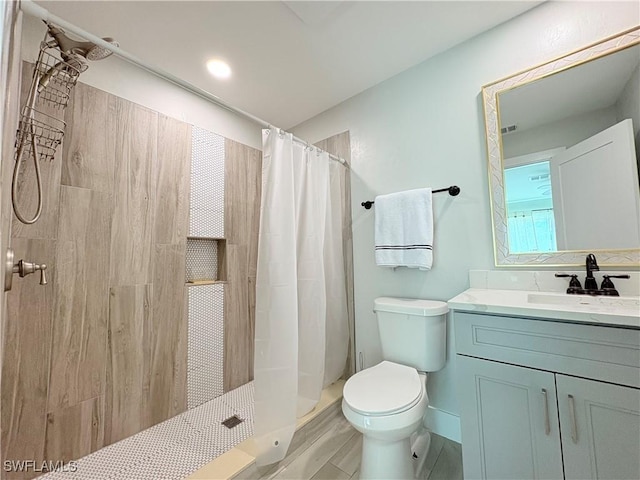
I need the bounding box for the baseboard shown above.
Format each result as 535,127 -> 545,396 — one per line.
424,406 -> 461,443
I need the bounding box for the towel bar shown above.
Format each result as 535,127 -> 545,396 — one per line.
361,185 -> 460,209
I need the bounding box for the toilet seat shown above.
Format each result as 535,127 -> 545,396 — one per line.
343,361 -> 423,416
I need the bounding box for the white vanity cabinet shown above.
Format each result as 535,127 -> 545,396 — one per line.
556,375 -> 640,480
454,311 -> 640,480
457,356 -> 564,479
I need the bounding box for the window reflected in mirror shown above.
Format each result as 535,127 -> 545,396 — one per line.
504,160 -> 557,253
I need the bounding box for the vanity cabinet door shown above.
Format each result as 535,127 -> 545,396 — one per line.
457,356 -> 564,480
556,375 -> 640,480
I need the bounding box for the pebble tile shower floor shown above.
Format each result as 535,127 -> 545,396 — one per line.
40,382 -> 255,480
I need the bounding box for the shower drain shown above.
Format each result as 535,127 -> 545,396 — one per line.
221,415 -> 244,429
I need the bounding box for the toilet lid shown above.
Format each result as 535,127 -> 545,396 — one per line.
343,361 -> 422,415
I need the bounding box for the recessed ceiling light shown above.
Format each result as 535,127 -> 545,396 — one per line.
206,59 -> 231,79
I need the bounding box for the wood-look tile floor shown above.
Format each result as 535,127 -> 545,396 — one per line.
266,417 -> 463,480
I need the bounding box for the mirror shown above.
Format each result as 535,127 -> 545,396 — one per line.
482,26 -> 640,266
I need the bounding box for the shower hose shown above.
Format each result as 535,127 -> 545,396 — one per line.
12,72 -> 44,225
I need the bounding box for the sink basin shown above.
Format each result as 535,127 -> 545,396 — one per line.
527,292 -> 640,309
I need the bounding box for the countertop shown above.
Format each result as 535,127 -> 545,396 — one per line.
448,288 -> 640,328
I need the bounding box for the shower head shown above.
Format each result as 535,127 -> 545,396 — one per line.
35,23 -> 118,94
85,40 -> 118,61
45,23 -> 119,61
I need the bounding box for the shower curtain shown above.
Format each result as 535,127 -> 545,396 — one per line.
253,128 -> 349,466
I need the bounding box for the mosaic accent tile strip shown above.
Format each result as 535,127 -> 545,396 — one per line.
38,383 -> 255,480
189,126 -> 225,238
187,283 -> 224,408
185,238 -> 218,282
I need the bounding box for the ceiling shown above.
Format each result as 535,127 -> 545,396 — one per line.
31,1 -> 542,128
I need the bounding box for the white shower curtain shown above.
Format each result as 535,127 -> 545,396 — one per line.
253,128 -> 349,466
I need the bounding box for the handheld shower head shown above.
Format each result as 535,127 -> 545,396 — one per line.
46,23 -> 118,61
34,24 -> 119,97
85,39 -> 118,61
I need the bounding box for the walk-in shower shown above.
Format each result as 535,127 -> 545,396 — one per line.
11,22 -> 117,224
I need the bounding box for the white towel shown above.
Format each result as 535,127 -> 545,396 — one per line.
374,188 -> 433,270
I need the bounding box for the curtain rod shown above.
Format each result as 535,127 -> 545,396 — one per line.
19,0 -> 347,166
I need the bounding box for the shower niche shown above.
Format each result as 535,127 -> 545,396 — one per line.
185,237 -> 226,285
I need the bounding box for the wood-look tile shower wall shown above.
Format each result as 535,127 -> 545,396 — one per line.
1,68 -> 191,478
222,138 -> 262,392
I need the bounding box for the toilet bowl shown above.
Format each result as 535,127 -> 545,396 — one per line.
343,361 -> 428,479
342,297 -> 448,479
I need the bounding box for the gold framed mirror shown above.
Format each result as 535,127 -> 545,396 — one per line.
482,26 -> 640,267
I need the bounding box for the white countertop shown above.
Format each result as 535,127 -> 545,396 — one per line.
448,288 -> 640,328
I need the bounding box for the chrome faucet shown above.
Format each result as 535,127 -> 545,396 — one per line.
584,253 -> 599,291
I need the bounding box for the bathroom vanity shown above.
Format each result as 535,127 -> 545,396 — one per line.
449,288 -> 640,480
466,22 -> 640,480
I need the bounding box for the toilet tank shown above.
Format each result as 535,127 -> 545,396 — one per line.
374,297 -> 448,372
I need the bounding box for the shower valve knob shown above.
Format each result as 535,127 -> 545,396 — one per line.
13,259 -> 48,285
4,248 -> 49,292
39,264 -> 48,285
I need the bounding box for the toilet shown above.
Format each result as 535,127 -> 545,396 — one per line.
342,297 -> 448,479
